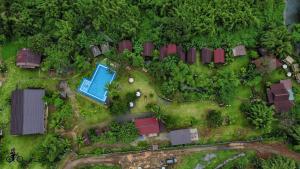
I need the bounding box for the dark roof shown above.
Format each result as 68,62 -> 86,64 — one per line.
258,48 -> 268,56
159,46 -> 167,60
268,82 -> 294,113
11,89 -> 45,135
270,83 -> 289,102
166,44 -> 177,55
177,45 -> 186,62
134,117 -> 160,135
16,48 -> 41,68
214,48 -> 225,64
118,40 -> 132,53
169,128 -> 199,145
91,45 -> 101,57
187,48 -> 196,64
201,48 -> 212,64
142,42 -> 154,57
274,100 -> 294,113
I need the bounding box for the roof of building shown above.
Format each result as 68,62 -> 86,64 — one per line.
232,45 -> 246,57
252,55 -> 282,73
169,128 -> 199,145
187,48 -> 196,64
268,82 -> 294,113
134,117 -> 160,136
201,48 -> 213,64
280,79 -> 292,90
16,48 -> 42,68
214,48 -> 225,64
177,45 -> 186,62
258,48 -> 268,56
284,56 -> 295,65
118,40 -> 132,53
142,42 -> 154,57
91,45 -> 101,57
100,43 -> 110,54
166,44 -> 177,55
274,100 -> 294,113
159,46 -> 167,60
11,89 -> 45,135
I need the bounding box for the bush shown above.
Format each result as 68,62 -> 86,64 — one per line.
206,110 -> 223,128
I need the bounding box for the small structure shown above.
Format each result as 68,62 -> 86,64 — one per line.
159,45 -> 167,60
166,44 -> 177,56
90,45 -> 101,57
283,56 -> 295,65
83,131 -> 91,145
287,72 -> 292,77
267,81 -> 294,113
16,48 -> 42,69
129,102 -> 135,108
118,40 -> 132,53
292,64 -> 300,73
58,81 -> 68,99
187,48 -> 196,64
232,45 -> 246,57
11,89 -> 45,135
296,73 -> 300,83
134,117 -> 160,137
177,45 -> 186,62
168,128 -> 199,146
128,77 -> 134,84
136,90 -> 141,97
201,48 -> 213,64
214,48 -> 225,64
142,42 -> 155,59
282,64 -> 288,69
252,55 -> 282,73
100,43 -> 110,54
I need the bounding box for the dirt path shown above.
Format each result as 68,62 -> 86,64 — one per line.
62,142 -> 300,169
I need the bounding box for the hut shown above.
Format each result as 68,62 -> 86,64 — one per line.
283,56 -> 295,65
187,48 -> 196,64
214,48 -> 225,64
90,45 -> 101,57
177,45 -> 186,62
142,42 -> 155,60
16,48 -> 42,69
201,48 -> 212,64
118,40 -> 132,53
232,45 -> 246,57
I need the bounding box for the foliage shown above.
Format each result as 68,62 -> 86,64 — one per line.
206,110 -> 223,128
242,101 -> 274,132
261,155 -> 297,169
238,64 -> 261,86
291,24 -> 300,43
33,134 -> 70,166
0,61 -> 8,74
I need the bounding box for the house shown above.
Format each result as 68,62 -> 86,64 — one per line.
166,44 -> 177,56
201,48 -> 212,64
252,55 -> 282,73
232,45 -> 246,57
267,81 -> 294,113
90,45 -> 101,57
177,45 -> 186,62
100,43 -> 110,54
134,117 -> 160,137
11,89 -> 45,135
159,45 -> 167,60
16,48 -> 42,68
187,48 -> 196,64
283,56 -> 295,65
168,128 -> 199,146
292,64 -> 300,73
118,40 -> 132,53
214,48 -> 225,64
142,42 -> 154,59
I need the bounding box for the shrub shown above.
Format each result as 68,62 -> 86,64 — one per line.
206,110 -> 223,128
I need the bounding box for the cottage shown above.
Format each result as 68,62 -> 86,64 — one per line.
283,56 -> 295,65
142,42 -> 154,59
16,48 -> 42,69
187,48 -> 196,64
166,44 -> 177,56
252,55 -> 282,73
201,48 -> 212,64
159,45 -> 167,60
214,48 -> 225,64
292,64 -> 300,73
11,89 -> 45,135
169,128 -> 199,146
177,45 -> 186,62
100,43 -> 110,54
267,82 -> 294,113
90,45 -> 101,57
134,117 -> 160,137
232,45 -> 246,57
118,40 -> 132,53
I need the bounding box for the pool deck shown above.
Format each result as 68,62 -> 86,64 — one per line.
78,64 -> 116,103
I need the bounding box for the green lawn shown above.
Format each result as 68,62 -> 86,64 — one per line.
175,150 -> 256,169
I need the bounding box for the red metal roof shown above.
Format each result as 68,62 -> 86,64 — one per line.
177,45 -> 186,62
134,117 -> 160,135
142,42 -> 154,57
118,40 -> 132,53
166,44 -> 177,55
16,48 -> 41,68
159,46 -> 167,60
268,82 -> 293,113
214,48 -> 225,64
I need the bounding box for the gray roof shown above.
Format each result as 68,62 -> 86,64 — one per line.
11,89 -> 45,135
169,128 -> 199,145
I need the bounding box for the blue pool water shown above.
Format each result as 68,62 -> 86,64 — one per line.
78,64 -> 116,103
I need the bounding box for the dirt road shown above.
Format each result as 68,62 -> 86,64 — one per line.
62,142 -> 300,169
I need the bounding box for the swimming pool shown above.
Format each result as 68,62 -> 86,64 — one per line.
78,64 -> 116,103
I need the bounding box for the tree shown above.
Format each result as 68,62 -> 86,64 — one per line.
206,110 -> 223,128
261,156 -> 297,169
242,101 -> 274,132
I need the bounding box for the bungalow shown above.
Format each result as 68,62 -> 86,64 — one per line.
232,45 -> 246,57
134,117 -> 160,137
214,48 -> 225,64
142,42 -> 154,59
201,48 -> 212,64
292,64 -> 300,73
166,44 -> 177,56
267,81 -> 294,113
169,128 -> 199,146
118,40 -> 132,53
177,45 -> 186,62
11,89 -> 45,135
16,48 -> 42,69
159,45 -> 167,60
283,56 -> 295,66
90,45 -> 101,57
187,48 -> 196,64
